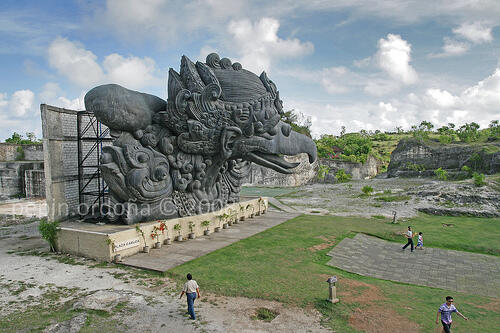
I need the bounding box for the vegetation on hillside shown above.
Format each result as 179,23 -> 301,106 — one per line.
3,132 -> 41,144
312,120 -> 500,172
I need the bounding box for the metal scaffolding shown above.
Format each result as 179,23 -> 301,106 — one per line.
77,111 -> 112,217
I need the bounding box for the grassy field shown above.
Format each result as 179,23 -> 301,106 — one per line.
169,214 -> 500,332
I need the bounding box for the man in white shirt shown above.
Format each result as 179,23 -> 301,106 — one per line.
179,273 -> 201,320
402,225 -> 414,252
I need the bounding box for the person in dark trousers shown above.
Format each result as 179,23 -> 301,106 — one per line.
402,225 -> 414,252
436,296 -> 468,333
179,273 -> 201,320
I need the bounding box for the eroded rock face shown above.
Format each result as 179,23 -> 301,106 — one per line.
84,54 -> 317,224
409,182 -> 500,217
388,139 -> 500,178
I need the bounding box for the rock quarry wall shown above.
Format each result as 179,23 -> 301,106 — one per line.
320,155 -> 380,182
388,139 -> 500,177
243,154 -> 381,187
242,153 -> 319,186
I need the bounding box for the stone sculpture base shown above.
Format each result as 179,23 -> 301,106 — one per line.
56,197 -> 267,262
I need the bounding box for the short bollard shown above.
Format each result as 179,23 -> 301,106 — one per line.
326,276 -> 339,303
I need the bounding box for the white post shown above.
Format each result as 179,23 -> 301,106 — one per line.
327,276 -> 339,303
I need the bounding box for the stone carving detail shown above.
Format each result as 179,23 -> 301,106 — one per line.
85,54 -> 317,224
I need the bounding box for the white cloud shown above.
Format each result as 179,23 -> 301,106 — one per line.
353,56 -> 372,68
86,1 -> 500,44
57,94 -> 85,110
48,37 -> 104,87
425,88 -> 459,108
103,54 -> 161,90
453,22 -> 493,44
39,82 -> 85,110
9,90 -> 35,117
91,0 -> 247,44
226,17 -> 314,73
429,38 -> 470,58
0,93 -> 7,108
39,82 -> 60,103
376,34 -> 418,84
47,37 -> 161,90
283,62 -> 500,137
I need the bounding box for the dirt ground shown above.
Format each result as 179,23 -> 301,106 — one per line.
0,225 -> 329,333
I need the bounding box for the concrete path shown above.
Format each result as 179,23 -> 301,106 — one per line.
266,197 -> 298,213
122,210 -> 298,272
327,234 -> 500,297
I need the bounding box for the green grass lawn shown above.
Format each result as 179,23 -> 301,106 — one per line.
169,214 -> 500,332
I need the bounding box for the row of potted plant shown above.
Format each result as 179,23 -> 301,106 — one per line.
108,198 -> 267,261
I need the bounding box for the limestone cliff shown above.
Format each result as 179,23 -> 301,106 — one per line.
388,138 -> 500,178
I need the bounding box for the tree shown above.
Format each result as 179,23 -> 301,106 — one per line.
457,122 -> 480,143
281,109 -> 312,138
4,132 -> 23,144
4,132 -> 41,144
488,120 -> 500,138
411,120 -> 434,141
437,125 -> 456,144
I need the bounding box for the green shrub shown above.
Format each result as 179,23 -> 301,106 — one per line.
461,165 -> 472,177
488,120 -> 500,138
438,134 -> 453,144
317,165 -> 330,181
38,219 -> 60,252
362,185 -> 374,195
405,162 -> 425,171
457,122 -> 480,143
410,120 -> 433,141
434,167 -> 448,181
473,172 -> 486,187
335,169 -> 352,183
252,308 -> 278,322
15,146 -> 25,160
314,133 -> 372,162
375,195 -> 411,202
469,153 -> 483,171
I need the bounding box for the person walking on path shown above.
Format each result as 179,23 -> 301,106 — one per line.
415,231 -> 424,250
436,296 -> 468,333
179,273 -> 201,320
402,226 -> 414,252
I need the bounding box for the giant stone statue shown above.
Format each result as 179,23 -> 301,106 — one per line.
84,53 -> 317,224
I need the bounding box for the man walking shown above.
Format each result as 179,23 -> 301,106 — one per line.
402,225 -> 414,252
179,273 -> 201,320
436,296 -> 468,333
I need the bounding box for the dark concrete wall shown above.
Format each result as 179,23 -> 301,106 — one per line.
0,161 -> 44,199
0,143 -> 44,161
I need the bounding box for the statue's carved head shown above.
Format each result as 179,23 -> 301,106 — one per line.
161,53 -> 317,173
84,53 -> 317,223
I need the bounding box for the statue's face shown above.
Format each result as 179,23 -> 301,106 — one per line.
164,57 -> 316,174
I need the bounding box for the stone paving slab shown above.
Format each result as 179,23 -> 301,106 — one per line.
122,210 -> 298,272
327,233 -> 500,298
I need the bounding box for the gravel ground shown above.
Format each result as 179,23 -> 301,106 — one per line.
277,177 -> 500,219
0,223 -> 328,333
278,178 -> 433,219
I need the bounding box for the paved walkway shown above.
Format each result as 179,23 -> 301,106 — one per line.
267,197 -> 299,213
327,234 -> 500,297
122,210 -> 298,272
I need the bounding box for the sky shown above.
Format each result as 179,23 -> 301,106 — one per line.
1,0 -> 500,140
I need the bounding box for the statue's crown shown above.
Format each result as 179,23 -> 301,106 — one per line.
168,53 -> 278,104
